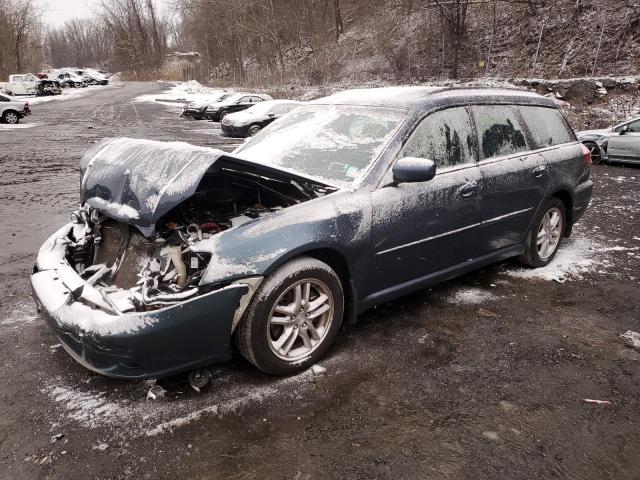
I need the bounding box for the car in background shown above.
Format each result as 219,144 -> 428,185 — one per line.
0,74 -> 40,96
0,92 -> 30,124
221,99 -> 302,137
205,93 -> 273,122
181,92 -> 233,120
51,71 -> 87,88
71,69 -> 109,86
37,79 -> 62,96
577,117 -> 640,165
31,87 -> 592,380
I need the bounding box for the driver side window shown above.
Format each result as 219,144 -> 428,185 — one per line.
400,107 -> 477,168
626,119 -> 640,133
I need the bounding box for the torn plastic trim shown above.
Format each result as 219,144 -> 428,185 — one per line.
230,276 -> 263,332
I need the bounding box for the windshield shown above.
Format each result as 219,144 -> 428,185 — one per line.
234,105 -> 407,186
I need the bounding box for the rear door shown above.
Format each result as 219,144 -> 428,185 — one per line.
471,104 -> 549,251
368,106 -> 484,294
607,119 -> 640,163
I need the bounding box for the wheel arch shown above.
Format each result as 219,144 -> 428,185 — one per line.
277,247 -> 357,326
550,189 -> 573,237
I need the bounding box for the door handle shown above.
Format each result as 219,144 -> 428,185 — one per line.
459,182 -> 477,197
533,165 -> 547,178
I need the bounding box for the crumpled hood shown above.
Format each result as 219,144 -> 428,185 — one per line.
79,137 -> 336,236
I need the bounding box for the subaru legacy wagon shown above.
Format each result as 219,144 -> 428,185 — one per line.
31,87 -> 592,379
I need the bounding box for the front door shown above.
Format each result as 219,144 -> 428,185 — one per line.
367,106 -> 484,297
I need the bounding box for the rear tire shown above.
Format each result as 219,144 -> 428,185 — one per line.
3,110 -> 19,124
583,141 -> 602,164
219,110 -> 228,121
236,256 -> 344,375
519,197 -> 566,268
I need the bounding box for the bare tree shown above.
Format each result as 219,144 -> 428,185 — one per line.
433,0 -> 470,79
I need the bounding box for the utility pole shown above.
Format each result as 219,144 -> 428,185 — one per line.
531,19 -> 545,77
592,17 -> 604,76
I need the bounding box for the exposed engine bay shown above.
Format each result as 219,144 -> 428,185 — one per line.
64,170 -> 321,313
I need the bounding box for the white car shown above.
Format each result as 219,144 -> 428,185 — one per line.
577,116 -> 640,165
0,93 -> 31,124
0,73 -> 39,96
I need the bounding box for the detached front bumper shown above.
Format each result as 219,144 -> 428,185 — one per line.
31,225 -> 253,380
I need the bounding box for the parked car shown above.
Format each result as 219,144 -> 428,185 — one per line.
36,79 -> 62,96
221,99 -> 303,137
204,93 -> 273,121
0,73 -> 40,96
0,92 -> 30,124
31,87 -> 592,381
577,117 -> 640,165
51,71 -> 86,88
71,69 -> 109,86
181,93 -> 233,120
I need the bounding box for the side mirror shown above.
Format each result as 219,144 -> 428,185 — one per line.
392,157 -> 436,185
268,113 -> 276,118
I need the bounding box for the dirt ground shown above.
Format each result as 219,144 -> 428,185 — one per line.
1,81 -> 639,480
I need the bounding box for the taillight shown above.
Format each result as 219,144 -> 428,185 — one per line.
581,143 -> 592,166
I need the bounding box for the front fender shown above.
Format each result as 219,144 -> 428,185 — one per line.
194,191 -> 372,287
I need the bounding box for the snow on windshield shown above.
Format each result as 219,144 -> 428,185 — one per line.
234,105 -> 407,185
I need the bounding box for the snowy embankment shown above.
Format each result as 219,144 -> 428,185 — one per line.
133,80 -> 226,107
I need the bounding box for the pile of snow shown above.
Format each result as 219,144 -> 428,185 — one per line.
0,122 -> 41,131
445,287 -> 499,305
503,236 -> 601,283
133,80 -> 227,106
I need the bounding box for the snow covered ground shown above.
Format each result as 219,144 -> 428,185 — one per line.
0,122 -> 42,131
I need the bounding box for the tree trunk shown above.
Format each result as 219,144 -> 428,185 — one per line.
333,0 -> 344,41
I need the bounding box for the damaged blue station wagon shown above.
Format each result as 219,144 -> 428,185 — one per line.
31,87 -> 593,380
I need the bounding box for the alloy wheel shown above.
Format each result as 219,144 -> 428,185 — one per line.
586,143 -> 601,164
5,112 -> 18,124
267,279 -> 334,361
537,207 -> 563,260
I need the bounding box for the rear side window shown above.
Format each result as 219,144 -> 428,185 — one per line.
517,106 -> 574,148
472,105 -> 528,160
251,96 -> 264,103
401,107 -> 476,168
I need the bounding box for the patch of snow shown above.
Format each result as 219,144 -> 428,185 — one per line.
445,287 -> 499,305
503,236 -> 599,282
133,80 -> 227,106
0,122 -> 42,130
1,302 -> 37,326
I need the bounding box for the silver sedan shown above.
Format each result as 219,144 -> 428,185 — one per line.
577,117 -> 640,165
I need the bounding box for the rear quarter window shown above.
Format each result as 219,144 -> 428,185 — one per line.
517,106 -> 574,148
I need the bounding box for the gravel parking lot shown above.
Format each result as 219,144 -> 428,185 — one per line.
1,81 -> 639,480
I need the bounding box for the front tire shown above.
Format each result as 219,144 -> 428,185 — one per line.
519,197 -> 566,267
248,124 -> 262,136
236,256 -> 344,375
219,110 -> 229,121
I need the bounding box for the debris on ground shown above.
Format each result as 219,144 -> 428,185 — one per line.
311,364 -> 327,376
50,433 -> 65,444
146,385 -> 166,401
92,442 -> 109,451
188,369 -> 212,393
482,431 -> 501,441
582,399 -> 611,406
477,308 -> 497,318
620,330 -> 640,349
